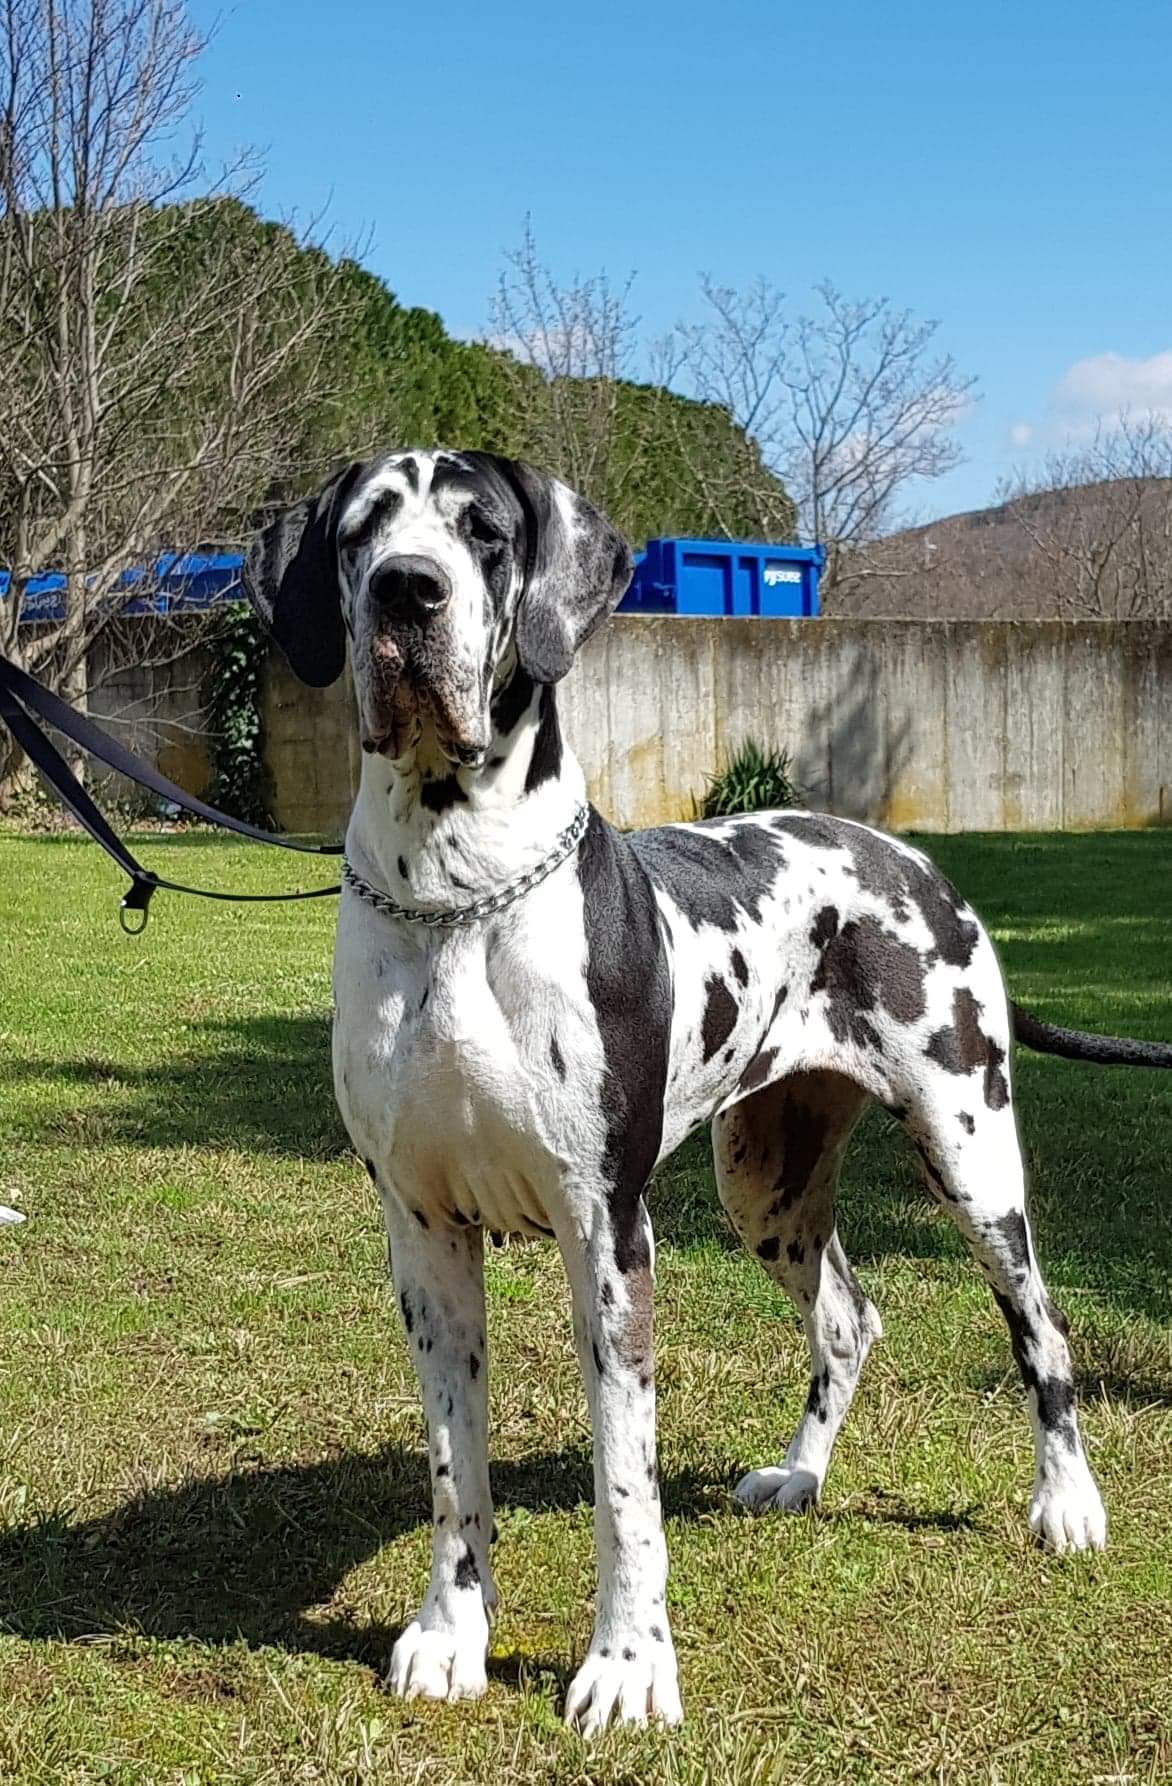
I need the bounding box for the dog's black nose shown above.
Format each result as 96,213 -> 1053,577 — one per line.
369,555 -> 452,620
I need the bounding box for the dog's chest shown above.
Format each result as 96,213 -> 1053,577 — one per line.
332,896 -> 607,1234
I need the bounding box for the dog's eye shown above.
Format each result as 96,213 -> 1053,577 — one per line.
465,508 -> 499,547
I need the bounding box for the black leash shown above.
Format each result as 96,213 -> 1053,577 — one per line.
0,650 -> 341,931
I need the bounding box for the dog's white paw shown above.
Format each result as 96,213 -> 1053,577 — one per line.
564,1639 -> 683,1737
1029,1472 -> 1107,1554
733,1464 -> 821,1513
387,1619 -> 488,1702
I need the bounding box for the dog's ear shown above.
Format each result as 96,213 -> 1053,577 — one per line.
502,460 -> 633,684
243,462 -> 365,687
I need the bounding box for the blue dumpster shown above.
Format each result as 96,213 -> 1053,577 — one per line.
1,552 -> 244,623
620,538 -> 823,617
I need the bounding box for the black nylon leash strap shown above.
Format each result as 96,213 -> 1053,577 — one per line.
0,650 -> 341,930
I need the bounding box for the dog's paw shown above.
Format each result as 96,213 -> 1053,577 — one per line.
564,1638 -> 683,1738
387,1619 -> 488,1703
733,1464 -> 821,1514
1029,1473 -> 1107,1555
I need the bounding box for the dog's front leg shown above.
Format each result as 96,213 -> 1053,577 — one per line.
382,1197 -> 496,1703
558,1190 -> 683,1736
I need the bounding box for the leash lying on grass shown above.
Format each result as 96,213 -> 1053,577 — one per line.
2,647 -> 1170,1069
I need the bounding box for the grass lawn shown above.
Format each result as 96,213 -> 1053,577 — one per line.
1,825 -> 1170,1785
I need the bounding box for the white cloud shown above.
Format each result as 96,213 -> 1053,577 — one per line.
1053,349 -> 1172,429
1008,421 -> 1034,448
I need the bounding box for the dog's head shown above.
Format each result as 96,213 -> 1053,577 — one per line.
244,450 -> 632,767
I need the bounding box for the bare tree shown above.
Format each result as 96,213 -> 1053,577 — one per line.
650,278 -> 795,541
657,278 -> 976,594
993,414 -> 1172,620
488,220 -> 648,516
0,0 -> 357,803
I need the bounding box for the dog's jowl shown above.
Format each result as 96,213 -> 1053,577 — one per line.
246,447 -> 1139,1734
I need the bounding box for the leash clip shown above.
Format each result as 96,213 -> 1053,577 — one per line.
119,876 -> 156,935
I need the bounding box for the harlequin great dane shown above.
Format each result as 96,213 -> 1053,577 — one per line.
245,449 -> 1171,1736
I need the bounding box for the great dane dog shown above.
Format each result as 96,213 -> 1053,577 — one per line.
245,449 -> 1171,1735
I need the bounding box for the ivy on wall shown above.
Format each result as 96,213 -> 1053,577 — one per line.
203,602 -> 273,827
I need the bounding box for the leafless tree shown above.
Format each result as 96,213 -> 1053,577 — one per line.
656,278 -> 976,595
993,414 -> 1172,619
0,0 -> 358,804
488,220 -> 648,516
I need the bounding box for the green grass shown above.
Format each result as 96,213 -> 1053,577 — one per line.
1,826 -> 1170,1785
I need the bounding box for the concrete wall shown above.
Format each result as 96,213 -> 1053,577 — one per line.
558,618 -> 1172,833
261,618 -> 1172,838
87,625 -> 212,807
96,617 -> 1171,837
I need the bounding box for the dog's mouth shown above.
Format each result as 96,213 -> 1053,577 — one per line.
361,657 -> 489,770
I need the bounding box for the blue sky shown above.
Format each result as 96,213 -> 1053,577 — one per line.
189,0 -> 1172,521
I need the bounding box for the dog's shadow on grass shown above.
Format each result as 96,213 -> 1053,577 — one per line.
0,1444 -> 723,1677
0,1013 -> 348,1160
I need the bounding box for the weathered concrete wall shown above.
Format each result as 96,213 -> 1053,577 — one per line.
102,618 -> 1172,837
262,653 -> 362,835
558,618 -> 1172,833
87,625 -> 212,807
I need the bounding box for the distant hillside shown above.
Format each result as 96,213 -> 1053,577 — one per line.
831,477 -> 1172,619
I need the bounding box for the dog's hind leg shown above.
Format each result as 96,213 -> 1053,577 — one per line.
380,1196 -> 497,1702
713,1069 -> 881,1514
900,1078 -> 1107,1553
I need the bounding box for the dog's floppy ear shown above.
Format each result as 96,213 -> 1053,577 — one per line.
502,460 -> 633,684
243,462 -> 364,687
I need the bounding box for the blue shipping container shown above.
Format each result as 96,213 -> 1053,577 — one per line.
620,538 -> 823,618
1,552 -> 243,624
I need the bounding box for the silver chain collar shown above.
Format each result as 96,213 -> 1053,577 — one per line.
342,803 -> 590,928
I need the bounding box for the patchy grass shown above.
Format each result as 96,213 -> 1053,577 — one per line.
1,825 -> 1170,1785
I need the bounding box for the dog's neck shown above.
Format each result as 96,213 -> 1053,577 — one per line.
345,666 -> 585,914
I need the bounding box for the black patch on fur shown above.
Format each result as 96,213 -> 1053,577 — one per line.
592,1339 -> 606,1378
809,906 -> 928,1050
455,1545 -> 479,1590
730,947 -> 749,986
925,988 -> 1010,1109
992,1290 -> 1077,1446
578,811 -> 670,1272
396,454 -> 419,493
756,1236 -> 780,1262
400,1292 -> 414,1334
550,1033 -> 566,1079
957,1110 -> 976,1134
701,974 -> 739,1063
738,1046 -> 778,1094
996,1210 -> 1030,1273
397,855 -> 408,881
469,1352 -> 480,1379
628,818 -> 787,933
490,664 -> 536,736
419,772 -> 467,815
524,685 -> 563,793
769,1099 -> 833,1214
773,813 -> 980,968
414,1208 -> 429,1229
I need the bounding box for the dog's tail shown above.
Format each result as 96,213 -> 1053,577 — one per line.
1011,1003 -> 1172,1069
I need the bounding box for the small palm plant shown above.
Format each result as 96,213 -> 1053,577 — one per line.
701,738 -> 804,818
